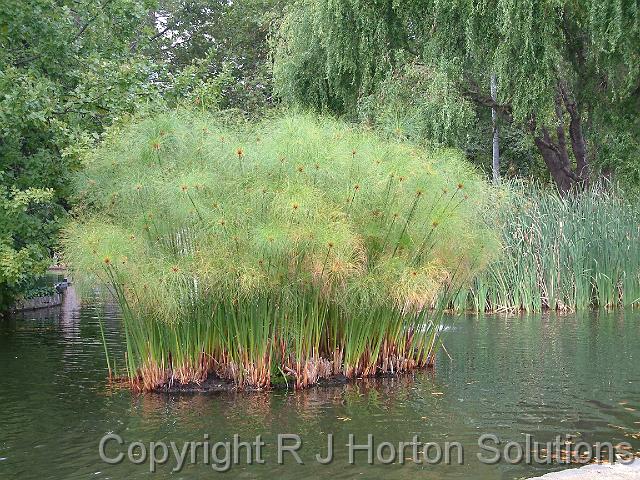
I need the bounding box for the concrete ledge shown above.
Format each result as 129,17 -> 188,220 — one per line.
13,293 -> 62,311
528,460 -> 640,479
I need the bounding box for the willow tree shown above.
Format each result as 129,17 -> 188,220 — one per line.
274,0 -> 640,192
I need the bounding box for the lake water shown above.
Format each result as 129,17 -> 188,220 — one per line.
1,296 -> 639,479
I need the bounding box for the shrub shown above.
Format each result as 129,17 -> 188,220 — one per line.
63,111 -> 496,390
0,183 -> 58,312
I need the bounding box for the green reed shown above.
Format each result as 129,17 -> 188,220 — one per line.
461,182 -> 640,312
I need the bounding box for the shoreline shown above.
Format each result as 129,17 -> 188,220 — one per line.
135,369 -> 430,394
527,460 -> 640,479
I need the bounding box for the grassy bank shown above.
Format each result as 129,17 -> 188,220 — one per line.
456,183 -> 640,312
63,111 -> 495,390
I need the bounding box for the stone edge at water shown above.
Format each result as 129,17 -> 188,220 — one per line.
12,293 -> 63,311
528,460 -> 640,479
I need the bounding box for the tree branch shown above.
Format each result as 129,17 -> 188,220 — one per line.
554,89 -> 572,168
72,0 -> 115,43
462,77 -> 513,123
13,0 -> 115,67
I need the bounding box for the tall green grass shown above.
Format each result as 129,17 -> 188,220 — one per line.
460,183 -> 640,312
63,111 -> 496,390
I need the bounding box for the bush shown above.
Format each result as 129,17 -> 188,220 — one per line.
0,183 -> 60,311
64,111 -> 497,389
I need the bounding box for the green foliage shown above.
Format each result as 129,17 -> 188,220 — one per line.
590,96 -> 640,189
0,0 -> 245,307
0,182 -> 59,310
151,0 -> 286,113
161,53 -> 234,110
274,0 -> 403,113
274,0 -> 640,187
458,183 -> 640,312
357,63 -> 547,181
276,0 -> 639,124
357,63 -> 478,147
21,285 -> 57,300
63,111 -> 496,389
0,0 -> 166,306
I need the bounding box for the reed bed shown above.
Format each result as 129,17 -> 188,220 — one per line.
459,183 -> 640,312
63,111 -> 495,391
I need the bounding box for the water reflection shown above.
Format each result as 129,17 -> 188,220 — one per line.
0,304 -> 638,480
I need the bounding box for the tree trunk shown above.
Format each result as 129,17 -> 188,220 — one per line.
490,73 -> 500,185
464,77 -> 592,194
529,84 -> 591,194
533,126 -> 576,194
559,83 -> 589,187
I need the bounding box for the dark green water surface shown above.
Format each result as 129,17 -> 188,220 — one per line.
1,298 -> 639,479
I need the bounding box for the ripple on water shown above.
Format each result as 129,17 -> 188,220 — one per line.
1,306 -> 639,479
